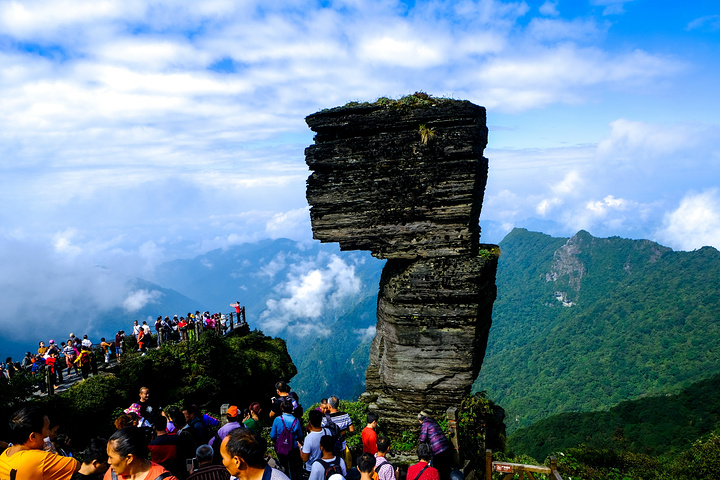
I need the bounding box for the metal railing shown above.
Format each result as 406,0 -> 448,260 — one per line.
486,450 -> 562,480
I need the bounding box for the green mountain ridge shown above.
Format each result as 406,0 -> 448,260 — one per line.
474,228 -> 720,431
508,370 -> 720,462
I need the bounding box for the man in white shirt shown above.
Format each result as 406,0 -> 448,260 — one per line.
300,411 -> 330,474
308,436 -> 346,480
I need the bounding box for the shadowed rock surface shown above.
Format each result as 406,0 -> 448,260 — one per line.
304,97 -> 498,432
305,101 -> 488,260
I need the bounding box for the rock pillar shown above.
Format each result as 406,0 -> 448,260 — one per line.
305,96 -> 498,432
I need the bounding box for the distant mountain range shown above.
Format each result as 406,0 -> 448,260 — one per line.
145,228 -> 720,427
474,228 -> 720,431
8,228 -> 717,433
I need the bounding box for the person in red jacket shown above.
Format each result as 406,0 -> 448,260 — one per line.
406,444 -> 439,480
361,412 -> 378,454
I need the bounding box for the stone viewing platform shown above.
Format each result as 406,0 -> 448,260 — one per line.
304,94 -> 498,432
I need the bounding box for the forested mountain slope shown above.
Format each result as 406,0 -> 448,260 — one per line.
509,371 -> 720,461
474,228 -> 720,431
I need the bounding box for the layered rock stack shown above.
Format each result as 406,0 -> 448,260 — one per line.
305,96 -> 498,432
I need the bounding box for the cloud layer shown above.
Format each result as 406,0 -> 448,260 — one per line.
259,253 -> 363,337
0,0 -> 718,347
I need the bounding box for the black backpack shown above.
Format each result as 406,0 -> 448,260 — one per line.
323,413 -> 343,456
316,457 -> 343,480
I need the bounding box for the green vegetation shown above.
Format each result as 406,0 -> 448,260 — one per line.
418,124 -> 436,144
509,372 -> 720,461
320,92 -> 455,113
474,228 -> 720,432
493,430 -> 720,480
459,391 -> 506,471
0,330 -> 296,448
478,245 -> 501,260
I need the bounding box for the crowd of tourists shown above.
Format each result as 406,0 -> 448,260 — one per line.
0,305 -> 247,391
0,381 -> 456,480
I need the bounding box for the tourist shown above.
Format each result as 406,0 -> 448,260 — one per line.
375,436 -> 397,480
210,405 -> 243,448
418,412 -> 453,480
321,396 -> 354,465
221,429 -> 289,480
307,435 -> 346,480
164,406 -> 197,480
72,437 -> 109,480
115,331 -> 125,363
300,410 -> 330,476
270,399 -> 303,480
407,443 -> 439,480
104,427 -> 178,480
187,445 -> 229,480
138,386 -> 158,426
362,412 -> 378,454
0,406 -> 79,479
148,416 -> 180,476
356,452 -> 376,480
243,403 -> 263,436
270,381 -> 297,419
100,338 -> 113,364
132,321 -> 141,338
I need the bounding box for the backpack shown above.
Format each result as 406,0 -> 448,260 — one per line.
316,457 -> 343,480
275,416 -> 297,456
31,357 -> 46,374
323,413 -> 343,456
289,392 -> 304,419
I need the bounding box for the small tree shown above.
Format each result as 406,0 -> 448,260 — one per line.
458,391 -> 506,474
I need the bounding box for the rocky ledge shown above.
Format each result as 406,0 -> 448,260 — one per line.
304,96 -> 498,433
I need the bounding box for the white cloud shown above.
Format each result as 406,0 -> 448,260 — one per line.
0,0 -> 715,349
357,32 -> 447,68
597,119 -> 689,160
528,17 -> 607,42
53,228 -> 83,257
475,46 -> 681,111
265,207 -> 312,239
539,1 -> 559,17
259,252 -> 288,280
534,171 -> 584,216
258,254 -> 362,337
656,190 -> 720,251
586,195 -> 634,215
590,0 -> 634,16
686,15 -> 720,32
123,289 -> 162,312
355,325 -> 377,341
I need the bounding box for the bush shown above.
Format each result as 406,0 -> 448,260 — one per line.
668,431 -> 720,479
458,391 -> 506,473
11,329 -> 296,451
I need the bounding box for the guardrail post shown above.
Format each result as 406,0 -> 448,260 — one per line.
447,407 -> 460,466
485,449 -> 492,480
46,367 -> 53,396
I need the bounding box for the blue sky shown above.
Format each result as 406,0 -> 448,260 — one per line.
0,0 -> 718,342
